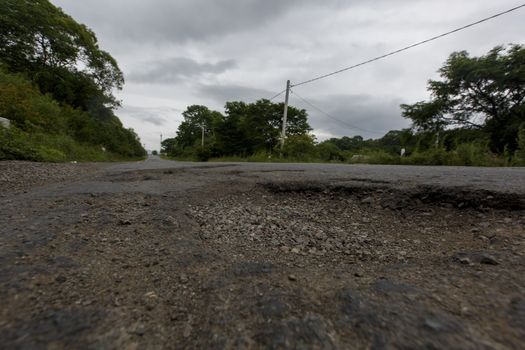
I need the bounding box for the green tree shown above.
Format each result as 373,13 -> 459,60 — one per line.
402,44 -> 525,153
221,99 -> 311,155
0,0 -> 146,161
161,138 -> 178,156
0,0 -> 124,109
175,105 -> 223,149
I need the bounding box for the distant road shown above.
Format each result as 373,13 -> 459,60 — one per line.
104,155 -> 525,195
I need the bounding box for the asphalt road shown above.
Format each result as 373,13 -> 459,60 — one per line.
105,155 -> 525,195
1,157 -> 524,349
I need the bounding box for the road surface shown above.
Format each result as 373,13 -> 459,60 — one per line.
1,157 -> 524,349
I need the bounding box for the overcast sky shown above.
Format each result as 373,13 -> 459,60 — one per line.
50,0 -> 524,150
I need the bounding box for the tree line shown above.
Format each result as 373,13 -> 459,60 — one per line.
163,44 -> 525,166
0,0 -> 145,161
162,100 -> 312,160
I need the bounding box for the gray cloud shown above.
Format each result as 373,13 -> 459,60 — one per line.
118,105 -> 182,126
198,84 -> 275,105
52,0 -> 328,45
128,57 -> 236,84
291,94 -> 411,140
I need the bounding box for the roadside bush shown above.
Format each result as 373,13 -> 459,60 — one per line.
35,146 -> 67,162
317,142 -> 344,162
0,70 -> 146,161
196,146 -> 212,162
404,148 -> 451,165
283,134 -> 317,160
454,142 -> 494,166
0,125 -> 39,160
514,123 -> 525,165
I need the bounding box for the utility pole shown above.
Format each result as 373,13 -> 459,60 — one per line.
160,134 -> 163,154
201,125 -> 205,148
280,80 -> 291,152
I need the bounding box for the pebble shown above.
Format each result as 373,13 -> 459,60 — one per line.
480,255 -> 499,265
288,274 -> 297,281
361,197 -> 373,204
183,324 -> 192,338
459,257 -> 472,265
179,274 -> 189,284
134,324 -> 145,336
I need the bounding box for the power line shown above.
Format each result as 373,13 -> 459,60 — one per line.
292,3 -> 525,87
290,89 -> 386,136
269,89 -> 287,101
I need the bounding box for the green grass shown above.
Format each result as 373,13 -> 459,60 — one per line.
0,125 -> 145,163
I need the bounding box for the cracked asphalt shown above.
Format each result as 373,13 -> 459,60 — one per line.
1,156 -> 524,349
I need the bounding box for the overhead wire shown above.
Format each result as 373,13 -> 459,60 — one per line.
268,89 -> 287,101
290,89 -> 386,135
291,3 -> 525,87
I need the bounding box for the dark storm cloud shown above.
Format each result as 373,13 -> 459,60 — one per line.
199,84 -> 276,104
119,106 -> 182,126
52,0 -> 327,44
293,94 -> 411,139
128,58 -> 236,84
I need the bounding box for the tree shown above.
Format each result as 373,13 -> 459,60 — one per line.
327,136 -> 364,152
161,138 -> 178,156
402,44 -> 525,152
0,0 -> 124,109
0,2 -> 145,160
175,105 -> 223,149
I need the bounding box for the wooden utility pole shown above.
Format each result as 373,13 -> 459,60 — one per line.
201,125 -> 205,148
280,80 -> 291,152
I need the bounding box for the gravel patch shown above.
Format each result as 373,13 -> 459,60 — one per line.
0,161 -> 102,194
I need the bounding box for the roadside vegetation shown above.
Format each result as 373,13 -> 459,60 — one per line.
163,44 -> 525,166
0,0 -> 146,162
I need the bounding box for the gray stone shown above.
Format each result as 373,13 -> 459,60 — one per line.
0,117 -> 10,128
480,255 -> 499,265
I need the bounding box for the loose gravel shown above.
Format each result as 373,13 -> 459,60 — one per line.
1,159 -> 524,349
0,161 -> 102,194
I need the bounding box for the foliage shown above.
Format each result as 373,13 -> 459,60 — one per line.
196,146 -> 212,162
316,141 -> 344,161
161,138 -> 177,155
0,1 -> 145,161
282,134 -> 317,160
514,123 -> 525,165
0,0 -> 123,109
0,70 -> 145,161
167,100 -> 312,160
0,124 -> 135,162
401,44 -> 525,152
